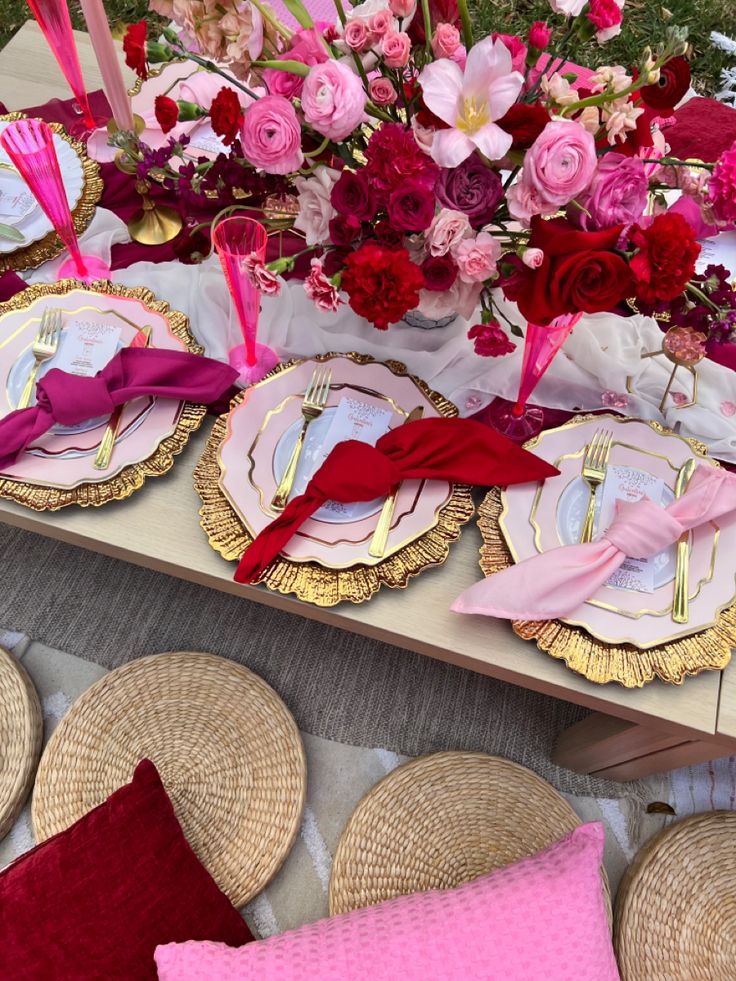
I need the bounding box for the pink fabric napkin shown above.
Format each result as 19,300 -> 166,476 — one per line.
0,347 -> 238,470
453,464 -> 736,621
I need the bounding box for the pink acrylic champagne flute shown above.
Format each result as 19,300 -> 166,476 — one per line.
25,0 -> 102,136
0,118 -> 110,282
486,312 -> 583,442
213,215 -> 279,386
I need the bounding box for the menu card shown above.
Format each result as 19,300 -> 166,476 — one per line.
52,318 -> 122,377
597,465 -> 665,593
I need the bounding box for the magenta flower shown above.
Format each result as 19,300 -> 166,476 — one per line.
707,140 -> 736,224
418,36 -> 524,167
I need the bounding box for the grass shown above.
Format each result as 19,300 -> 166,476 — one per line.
0,0 -> 732,96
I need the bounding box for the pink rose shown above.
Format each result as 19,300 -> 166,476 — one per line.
369,76 -> 398,105
301,61 -> 367,141
382,31 -> 411,68
344,19 -> 371,51
294,165 -> 340,246
528,20 -> 551,50
426,208 -> 472,257
389,0 -> 415,15
523,120 -> 597,208
370,9 -> 395,36
431,22 -> 460,58
522,247 -> 544,268
570,152 -> 648,231
454,232 -> 501,283
493,33 -> 527,74
240,94 -> 304,174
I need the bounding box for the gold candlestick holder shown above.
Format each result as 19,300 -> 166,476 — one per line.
638,326 -> 706,412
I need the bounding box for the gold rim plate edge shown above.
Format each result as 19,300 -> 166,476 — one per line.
194,352 -> 475,607
479,414 -> 736,687
0,113 -> 103,274
0,280 -> 206,511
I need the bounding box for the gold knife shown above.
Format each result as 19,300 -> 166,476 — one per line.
368,405 -> 424,559
672,458 -> 696,624
93,326 -> 152,471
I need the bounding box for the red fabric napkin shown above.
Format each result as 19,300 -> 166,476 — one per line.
234,417 -> 558,583
668,97 -> 736,163
0,347 -> 238,470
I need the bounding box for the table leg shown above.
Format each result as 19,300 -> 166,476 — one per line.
552,712 -> 736,781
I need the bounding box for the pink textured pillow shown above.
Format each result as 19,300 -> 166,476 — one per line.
156,822 -> 619,981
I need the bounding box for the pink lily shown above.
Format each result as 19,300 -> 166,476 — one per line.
418,36 -> 524,167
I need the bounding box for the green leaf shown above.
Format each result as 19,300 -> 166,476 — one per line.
278,0 -> 314,28
254,59 -> 310,77
0,223 -> 24,243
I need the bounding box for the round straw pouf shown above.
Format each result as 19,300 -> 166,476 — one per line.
615,811 -> 736,980
329,751 -> 610,917
0,646 -> 42,840
32,651 -> 306,907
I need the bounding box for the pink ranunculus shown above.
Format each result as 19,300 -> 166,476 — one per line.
382,31 -> 411,67
426,208 -> 472,257
369,76 -> 398,105
506,174 -> 558,226
344,19 -> 371,51
304,258 -> 342,312
301,61 -> 367,141
528,20 -> 551,50
493,33 -> 528,74
587,0 -> 624,43
454,232 -> 501,283
571,152 -> 648,231
522,247 -> 544,268
240,94 -> 304,174
370,9 -> 395,36
389,0 -> 415,15
523,119 -> 597,208
431,22 -> 460,58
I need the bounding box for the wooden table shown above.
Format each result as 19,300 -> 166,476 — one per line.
2,20 -> 736,781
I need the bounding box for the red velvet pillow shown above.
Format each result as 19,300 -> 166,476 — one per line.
0,759 -> 252,980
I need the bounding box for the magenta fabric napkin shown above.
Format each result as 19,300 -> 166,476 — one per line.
0,347 -> 238,470
453,464 -> 736,621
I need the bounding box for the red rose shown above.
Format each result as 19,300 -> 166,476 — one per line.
468,320 -> 516,357
497,103 -> 551,151
422,254 -> 457,291
503,217 -> 633,324
374,220 -> 404,248
154,95 -> 179,134
331,170 -> 376,221
640,56 -> 691,113
387,178 -> 436,232
123,21 -> 148,80
629,212 -> 701,305
341,242 -> 425,329
210,87 -> 242,146
172,226 -> 211,264
329,213 -> 363,246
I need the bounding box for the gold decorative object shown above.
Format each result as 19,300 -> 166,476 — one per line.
0,645 -> 42,840
478,416 -> 736,685
636,325 -> 706,412
329,752 -> 611,922
194,353 -> 475,607
127,178 -> 183,246
0,113 -> 103,274
32,651 -> 306,907
0,279 -> 206,511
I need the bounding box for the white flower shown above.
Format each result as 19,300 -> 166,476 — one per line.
603,99 -> 644,145
548,0 -> 587,16
589,65 -> 631,94
578,106 -> 601,134
293,166 -> 340,246
541,73 -> 579,107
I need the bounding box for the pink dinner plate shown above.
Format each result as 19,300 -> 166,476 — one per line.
0,287 -> 188,489
218,355 -> 453,569
500,415 -> 735,649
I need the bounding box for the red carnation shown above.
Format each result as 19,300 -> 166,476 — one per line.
123,21 -> 148,80
497,103 -> 551,151
468,320 -> 516,357
629,212 -> 701,305
364,122 -> 439,197
154,95 -> 179,134
210,87 -> 242,146
341,242 -> 424,330
640,56 -> 691,113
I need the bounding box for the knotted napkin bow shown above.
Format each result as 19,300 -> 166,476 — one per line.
453,464 -> 736,622
0,347 -> 239,470
234,417 -> 559,583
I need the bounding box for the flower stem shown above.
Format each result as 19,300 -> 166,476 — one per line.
420,0 -> 432,56
686,281 -> 721,313
332,0 -> 347,27
249,0 -> 294,40
456,0 -> 473,50
167,42 -> 262,100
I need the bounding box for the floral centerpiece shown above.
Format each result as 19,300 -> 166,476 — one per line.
116,0 -> 736,364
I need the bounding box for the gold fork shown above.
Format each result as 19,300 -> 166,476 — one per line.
271,366 -> 332,512
579,429 -> 613,544
18,307 -> 62,409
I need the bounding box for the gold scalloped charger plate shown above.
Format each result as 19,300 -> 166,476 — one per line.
194,353 -> 475,607
478,414 -> 736,687
0,280 -> 206,510
0,113 -> 103,273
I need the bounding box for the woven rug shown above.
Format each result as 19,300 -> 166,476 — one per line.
0,523 -> 646,799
